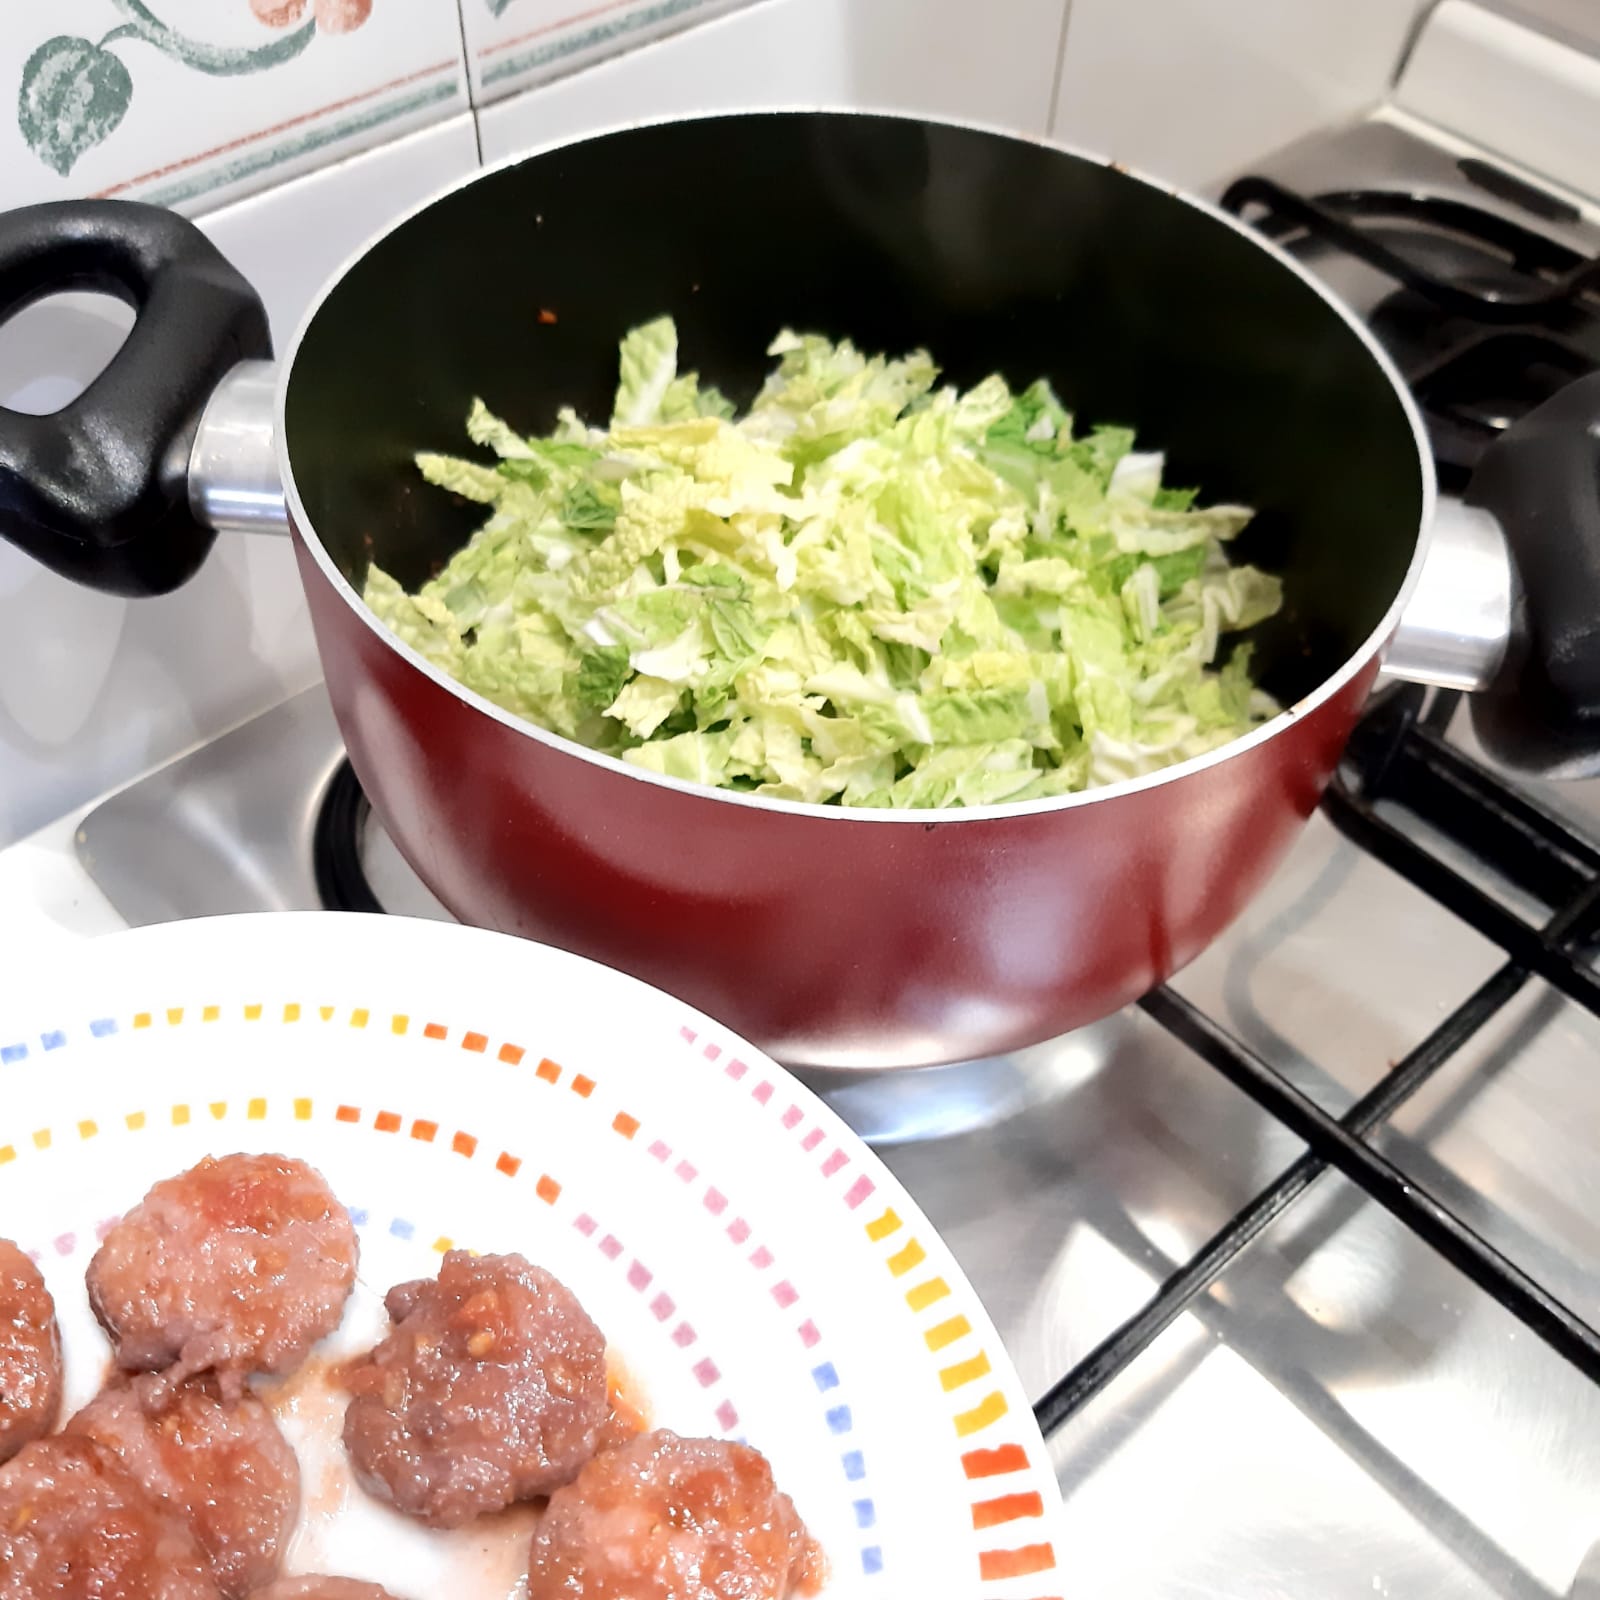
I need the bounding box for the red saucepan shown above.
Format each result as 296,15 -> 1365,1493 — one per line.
2,112 -> 1597,1070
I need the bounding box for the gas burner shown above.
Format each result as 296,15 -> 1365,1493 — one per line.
1223,175 -> 1600,487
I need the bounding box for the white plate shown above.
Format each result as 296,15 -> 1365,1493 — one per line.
0,912 -> 1062,1599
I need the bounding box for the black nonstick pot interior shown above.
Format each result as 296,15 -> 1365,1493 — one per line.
285,111 -> 1426,708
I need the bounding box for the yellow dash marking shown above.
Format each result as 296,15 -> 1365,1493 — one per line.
124,1111 -> 145,1131
77,1120 -> 98,1141
166,1008 -> 183,1025
318,1006 -> 334,1022
433,1236 -> 453,1253
953,1391 -> 1008,1437
939,1351 -> 992,1391
31,1129 -> 50,1150
247,1098 -> 267,1121
293,1098 -> 312,1121
202,1005 -> 220,1022
924,1315 -> 971,1352
350,1008 -> 369,1029
905,1277 -> 951,1312
0,1147 -> 13,1165
171,1105 -> 190,1126
132,1013 -> 151,1030
887,1238 -> 926,1277
391,1014 -> 410,1035
865,1208 -> 902,1242
244,1004 -> 262,1021
209,1102 -> 227,1121
283,1004 -> 301,1023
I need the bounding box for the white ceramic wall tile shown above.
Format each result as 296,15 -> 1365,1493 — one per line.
477,0 -> 1067,162
1051,0 -> 1429,191
460,0 -> 759,105
0,0 -> 468,215
0,113 -> 481,846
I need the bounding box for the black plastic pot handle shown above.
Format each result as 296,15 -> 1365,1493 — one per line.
1467,369 -> 1600,777
0,200 -> 271,597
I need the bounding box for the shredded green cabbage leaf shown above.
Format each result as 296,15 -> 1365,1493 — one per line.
364,316 -> 1284,808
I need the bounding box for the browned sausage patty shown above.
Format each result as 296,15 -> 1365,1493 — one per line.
342,1250 -> 607,1527
0,1434 -> 221,1600
0,1241 -> 61,1465
87,1153 -> 358,1393
526,1430 -> 819,1600
250,1581 -> 405,1600
66,1373 -> 299,1599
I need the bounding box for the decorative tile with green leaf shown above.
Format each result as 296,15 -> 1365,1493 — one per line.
4,0 -> 466,213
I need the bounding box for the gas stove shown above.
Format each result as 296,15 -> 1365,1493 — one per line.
42,16 -> 1600,1598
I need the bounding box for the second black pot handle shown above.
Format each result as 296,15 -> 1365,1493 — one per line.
0,200 -> 271,597
1467,369 -> 1600,778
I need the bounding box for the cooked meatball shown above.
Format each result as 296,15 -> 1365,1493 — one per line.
342,1250 -> 607,1527
0,1434 -> 221,1600
0,1240 -> 61,1464
66,1373 -> 299,1598
250,1582 -> 405,1600
87,1153 -> 358,1393
527,1430 -> 819,1600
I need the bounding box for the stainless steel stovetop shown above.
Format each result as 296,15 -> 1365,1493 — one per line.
70,98 -> 1600,1597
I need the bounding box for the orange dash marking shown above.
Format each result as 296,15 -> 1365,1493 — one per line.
612,1112 -> 639,1139
536,1058 -> 561,1084
971,1492 -> 1045,1530
496,1152 -> 521,1177
335,1105 -> 361,1124
536,1174 -> 561,1204
498,1043 -> 525,1065
978,1544 -> 1055,1580
374,1111 -> 401,1134
411,1119 -> 438,1142
462,1032 -> 487,1053
571,1074 -> 595,1098
452,1131 -> 478,1157
423,1022 -> 448,1041
962,1444 -> 1029,1479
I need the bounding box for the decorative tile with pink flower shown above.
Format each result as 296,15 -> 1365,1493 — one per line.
1,0 -> 469,214
459,0 -> 762,107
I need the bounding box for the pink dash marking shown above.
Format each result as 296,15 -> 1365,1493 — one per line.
53,1233 -> 75,1256
752,1081 -> 774,1105
821,1149 -> 848,1178
798,1319 -> 821,1349
573,1213 -> 598,1238
702,1040 -> 721,1061
673,1322 -> 697,1348
781,1105 -> 803,1130
649,1292 -> 675,1322
703,1188 -> 728,1216
599,1234 -> 624,1261
844,1175 -> 875,1210
647,1139 -> 671,1162
716,1400 -> 739,1430
96,1216 -> 119,1241
800,1127 -> 824,1152
674,1160 -> 698,1184
772,1281 -> 798,1309
721,1056 -> 743,1079
727,1218 -> 751,1246
750,1245 -> 774,1270
627,1261 -> 652,1292
693,1358 -> 721,1386
679,1025 -> 697,1044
